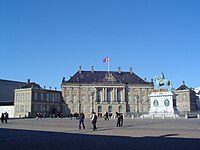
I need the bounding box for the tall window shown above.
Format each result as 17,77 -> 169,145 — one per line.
41,93 -> 44,101
88,95 -> 92,104
34,93 -> 38,101
183,94 -> 187,102
73,95 -> 77,103
97,90 -> 102,103
142,96 -> 146,102
107,90 -> 112,103
81,95 -> 85,103
117,90 -> 122,103
108,105 -> 112,113
46,94 -> 49,102
98,106 -> 102,113
65,95 -> 69,103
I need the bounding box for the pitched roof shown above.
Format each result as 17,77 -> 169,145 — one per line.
64,71 -> 152,85
21,82 -> 41,89
176,84 -> 190,90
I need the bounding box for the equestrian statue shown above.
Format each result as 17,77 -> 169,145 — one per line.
154,73 -> 172,91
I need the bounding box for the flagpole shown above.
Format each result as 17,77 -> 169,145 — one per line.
108,57 -> 110,73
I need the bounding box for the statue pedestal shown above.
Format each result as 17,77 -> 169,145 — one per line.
148,91 -> 178,118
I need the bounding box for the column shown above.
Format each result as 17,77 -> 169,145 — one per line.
115,88 -> 118,102
102,88 -> 105,103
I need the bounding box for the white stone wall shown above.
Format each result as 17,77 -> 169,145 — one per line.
0,106 -> 14,118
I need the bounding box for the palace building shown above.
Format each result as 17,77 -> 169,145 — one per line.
14,80 -> 64,118
61,66 -> 154,117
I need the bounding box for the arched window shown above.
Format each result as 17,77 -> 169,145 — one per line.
108,105 -> 112,113
98,106 -> 102,113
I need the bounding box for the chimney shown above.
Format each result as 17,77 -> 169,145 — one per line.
49,87 -> 51,90
79,66 -> 82,74
27,79 -> 30,83
183,81 -> 185,85
91,66 -> 94,73
130,67 -> 133,74
44,86 -> 46,89
118,67 -> 121,74
144,77 -> 147,82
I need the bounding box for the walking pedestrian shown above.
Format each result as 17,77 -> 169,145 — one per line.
4,112 -> 8,123
104,111 -> 109,121
116,112 -> 121,127
91,112 -> 97,131
1,113 -> 4,123
79,112 -> 85,129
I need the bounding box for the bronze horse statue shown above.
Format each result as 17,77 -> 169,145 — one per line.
154,73 -> 172,91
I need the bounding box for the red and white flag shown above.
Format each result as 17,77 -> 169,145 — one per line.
103,57 -> 109,63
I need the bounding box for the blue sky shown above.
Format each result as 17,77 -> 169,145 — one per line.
0,0 -> 200,90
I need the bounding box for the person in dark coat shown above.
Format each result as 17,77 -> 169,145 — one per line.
1,113 -> 4,123
4,112 -> 8,123
79,112 -> 85,129
104,111 -> 109,121
116,112 -> 121,127
91,112 -> 97,131
120,113 -> 123,126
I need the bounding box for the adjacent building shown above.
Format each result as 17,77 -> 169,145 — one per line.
61,66 -> 154,117
174,81 -> 197,113
0,79 -> 26,117
14,80 -> 64,118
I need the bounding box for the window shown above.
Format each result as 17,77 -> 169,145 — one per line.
81,106 -> 85,112
52,94 -> 55,102
41,93 -> 44,101
142,106 -> 146,112
46,94 -> 49,102
16,105 -> 19,112
134,95 -> 138,102
65,95 -> 69,103
97,90 -> 102,103
108,105 -> 112,113
25,105 -> 29,112
73,95 -> 76,103
81,95 -> 85,103
117,90 -> 122,103
88,95 -> 92,104
183,94 -> 187,102
142,96 -> 146,102
34,105 -> 38,111
98,106 -> 102,113
34,93 -> 38,101
20,105 -> 24,112
21,93 -> 24,102
107,90 -> 112,103
46,105 -> 49,112
26,93 -> 29,103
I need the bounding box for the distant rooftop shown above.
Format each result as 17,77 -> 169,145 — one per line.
63,66 -> 153,85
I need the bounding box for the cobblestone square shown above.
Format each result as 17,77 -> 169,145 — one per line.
0,118 -> 200,150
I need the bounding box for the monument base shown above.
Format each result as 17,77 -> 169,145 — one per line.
145,90 -> 179,119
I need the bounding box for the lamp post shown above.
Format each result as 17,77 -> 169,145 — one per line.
136,95 -> 140,115
91,89 -> 95,113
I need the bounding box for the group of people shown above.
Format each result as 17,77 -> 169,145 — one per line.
79,111 -> 97,131
79,111 -> 123,131
1,112 -> 9,123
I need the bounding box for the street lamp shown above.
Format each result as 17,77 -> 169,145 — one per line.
91,89 -> 95,113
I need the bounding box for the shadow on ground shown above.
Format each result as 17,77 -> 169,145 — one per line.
0,128 -> 199,150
